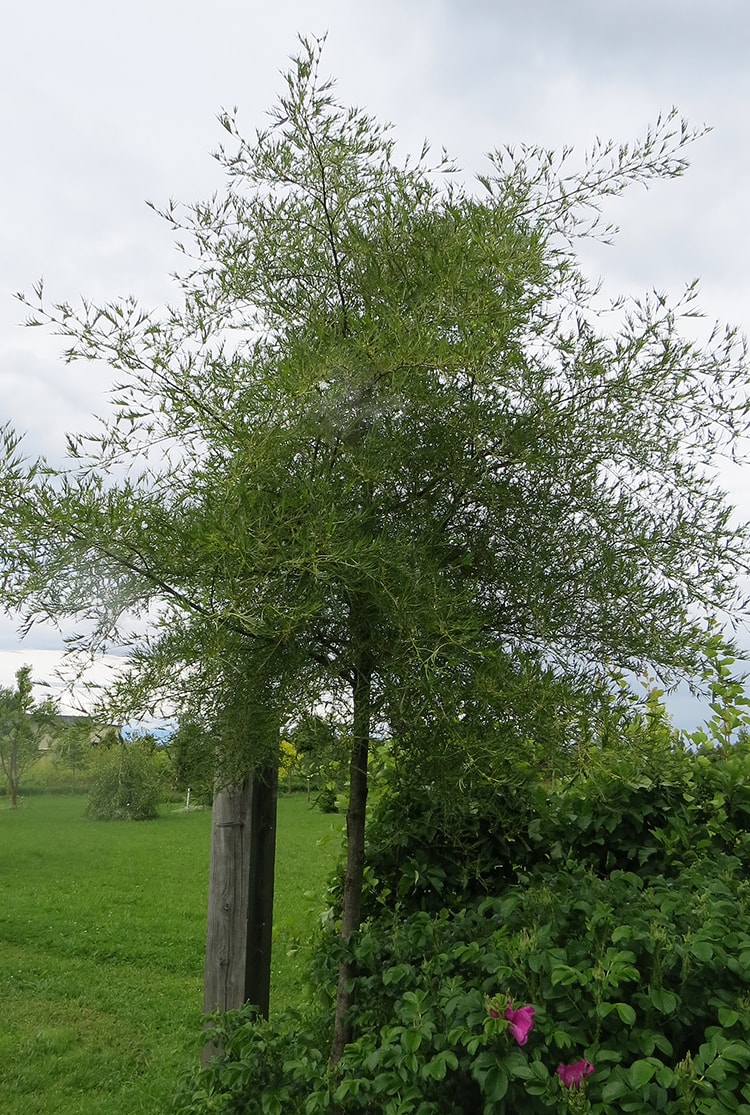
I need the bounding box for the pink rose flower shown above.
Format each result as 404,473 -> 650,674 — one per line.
557,1059 -> 594,1088
503,1003 -> 535,1046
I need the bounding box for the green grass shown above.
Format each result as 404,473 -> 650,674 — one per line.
0,793 -> 343,1114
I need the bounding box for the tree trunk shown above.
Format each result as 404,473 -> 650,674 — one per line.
202,765 -> 278,1062
9,749 -> 18,808
330,663 -> 371,1065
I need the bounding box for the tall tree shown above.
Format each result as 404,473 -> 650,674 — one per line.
1,39 -> 748,1058
0,667 -> 56,807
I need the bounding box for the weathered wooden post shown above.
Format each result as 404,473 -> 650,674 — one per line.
202,763 -> 278,1060
244,764 -> 278,1012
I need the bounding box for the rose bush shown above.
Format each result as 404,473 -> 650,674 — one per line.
174,732 -> 750,1113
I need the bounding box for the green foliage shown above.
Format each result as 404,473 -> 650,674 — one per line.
184,852 -> 750,1113
85,737 -> 167,820
543,742 -> 750,883
180,706 -> 750,1114
173,1007 -> 330,1115
688,629 -> 750,750
169,716 -> 216,806
354,763 -> 541,916
355,679 -> 750,918
317,858 -> 750,1113
344,860 -> 750,1113
287,714 -> 349,807
311,786 -> 337,814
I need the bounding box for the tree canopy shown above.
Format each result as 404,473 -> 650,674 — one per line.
1,37 -> 749,1054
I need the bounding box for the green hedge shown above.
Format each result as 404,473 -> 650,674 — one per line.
175,736 -> 750,1113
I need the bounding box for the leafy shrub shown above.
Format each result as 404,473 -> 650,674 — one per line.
173,1008 -> 331,1115
175,707 -> 750,1113
330,857 -> 750,1109
179,855 -> 750,1113
544,741 -> 750,881
314,785 -> 340,814
286,714 -> 350,803
85,739 -> 166,820
355,733 -> 750,921
354,769 -> 543,917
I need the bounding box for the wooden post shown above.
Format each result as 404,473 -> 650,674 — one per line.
203,778 -> 252,1017
202,765 -> 278,1059
244,764 -> 278,1013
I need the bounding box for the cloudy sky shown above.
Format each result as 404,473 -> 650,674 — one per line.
1,0 -> 748,722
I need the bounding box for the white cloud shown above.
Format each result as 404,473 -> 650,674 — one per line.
0,648 -> 129,718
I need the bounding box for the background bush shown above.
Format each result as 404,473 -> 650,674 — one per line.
85,737 -> 168,821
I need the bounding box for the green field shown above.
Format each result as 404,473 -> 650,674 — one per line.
0,793 -> 343,1115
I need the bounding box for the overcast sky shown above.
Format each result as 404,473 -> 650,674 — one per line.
1,0 -> 748,722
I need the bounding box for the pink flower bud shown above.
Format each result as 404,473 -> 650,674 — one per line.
503,1003 -> 535,1045
557,1059 -> 594,1088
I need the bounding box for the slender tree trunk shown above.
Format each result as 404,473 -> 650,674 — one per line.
9,749 -> 18,808
330,660 -> 372,1065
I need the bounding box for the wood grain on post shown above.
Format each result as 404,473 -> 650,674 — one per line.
203,779 -> 253,1017
201,768 -> 278,1064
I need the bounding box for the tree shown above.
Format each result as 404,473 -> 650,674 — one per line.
52,718 -> 94,789
85,735 -> 166,820
0,666 -> 56,806
168,714 -> 217,806
287,712 -> 348,806
1,38 -> 748,1059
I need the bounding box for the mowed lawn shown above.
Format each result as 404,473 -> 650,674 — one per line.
0,793 -> 343,1115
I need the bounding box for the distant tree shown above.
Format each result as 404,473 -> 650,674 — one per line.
288,712 -> 347,805
0,666 -> 56,807
52,718 -> 102,790
1,38 -> 749,1057
169,714 -> 216,806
